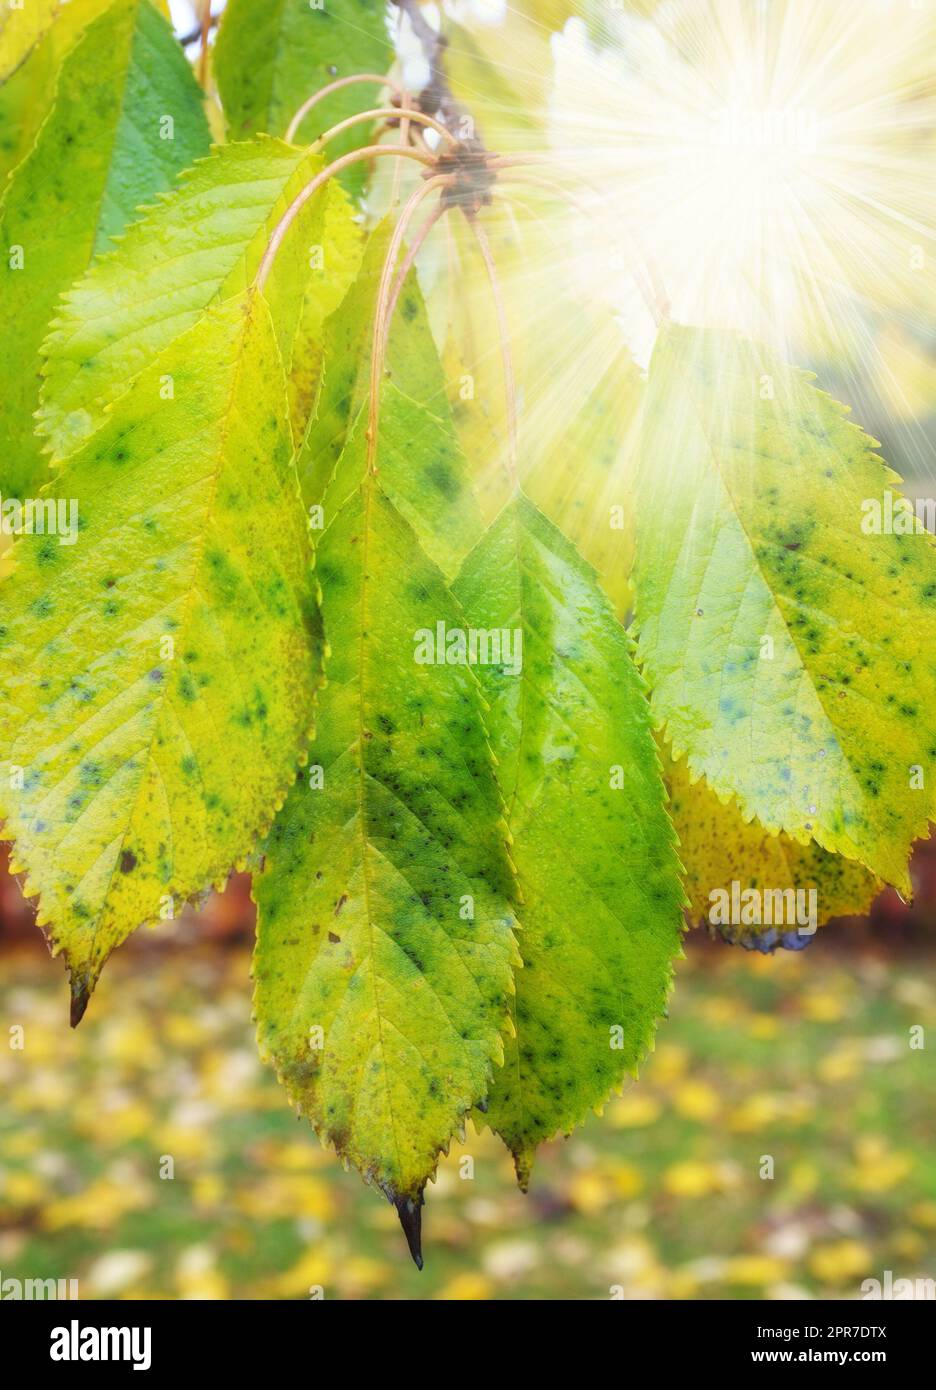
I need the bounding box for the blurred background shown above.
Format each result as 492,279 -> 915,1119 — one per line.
1,846 -> 935,1300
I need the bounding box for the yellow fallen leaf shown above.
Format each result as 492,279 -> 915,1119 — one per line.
256,1248 -> 332,1299
663,1161 -> 724,1198
568,1171 -> 612,1214
802,992 -> 847,1023
609,1093 -> 661,1128
909,1200 -> 936,1230
41,1177 -> 149,1231
673,1081 -> 721,1122
725,1255 -> 790,1286
437,1272 -> 493,1300
809,1240 -> 873,1284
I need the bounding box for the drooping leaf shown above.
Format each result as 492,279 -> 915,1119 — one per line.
664,745 -> 881,949
39,138 -> 362,464
0,0 -> 57,79
0,0 -> 111,184
633,324 -> 936,892
215,0 -> 393,192
298,221 -> 450,509
328,391 -> 486,585
508,317 -> 641,621
453,493 -> 685,1188
253,401 -> 519,1258
440,206 -> 641,616
0,0 -> 210,496
278,182 -> 364,446
0,292 -> 322,1018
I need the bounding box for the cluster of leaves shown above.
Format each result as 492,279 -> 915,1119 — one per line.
0,0 -> 934,1263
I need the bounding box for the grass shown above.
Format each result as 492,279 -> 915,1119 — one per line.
0,929 -> 934,1300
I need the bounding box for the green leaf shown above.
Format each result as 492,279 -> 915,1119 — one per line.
0,0 -> 57,79
453,493 -> 685,1187
39,138 -> 362,464
299,225 -> 484,582
0,292 -> 322,1019
0,0 -> 210,496
253,427 -> 519,1253
215,0 -> 393,190
324,391 -> 484,586
520,320 -> 642,622
277,180 -> 365,447
0,0 -> 111,185
438,208 -> 641,615
633,323 -> 936,892
298,222 -> 450,509
664,745 -> 881,945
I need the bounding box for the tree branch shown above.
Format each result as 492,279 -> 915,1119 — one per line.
392,0 -> 495,215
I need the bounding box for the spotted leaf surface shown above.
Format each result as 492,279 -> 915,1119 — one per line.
0,0 -> 209,496
298,222 -> 450,509
665,746 -> 880,946
0,293 -> 322,1016
39,139 -> 361,464
0,0 -> 111,184
253,442 -> 518,1234
454,494 -> 685,1187
299,227 -> 483,582
634,324 -> 936,892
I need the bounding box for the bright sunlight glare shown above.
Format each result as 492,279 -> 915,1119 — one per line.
549,0 -> 936,369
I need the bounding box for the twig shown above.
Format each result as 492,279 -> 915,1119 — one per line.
392,0 -> 484,150
180,12 -> 218,47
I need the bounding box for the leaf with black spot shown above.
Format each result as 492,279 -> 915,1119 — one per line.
453,493 -> 685,1188
0,291 -> 322,1016
0,0 -> 210,496
253,394 -> 518,1257
633,324 -> 936,891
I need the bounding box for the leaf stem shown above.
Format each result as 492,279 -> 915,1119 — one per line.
197,0 -> 212,85
366,174 -> 456,475
311,107 -> 458,151
385,200 -> 449,326
255,145 -> 434,294
391,89 -> 414,207
285,74 -> 405,143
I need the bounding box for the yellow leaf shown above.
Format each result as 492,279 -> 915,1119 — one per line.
809,1240 -> 873,1285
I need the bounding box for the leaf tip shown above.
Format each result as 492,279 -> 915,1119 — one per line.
513,1148 -> 534,1194
69,974 -> 91,1028
391,1192 -> 424,1270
